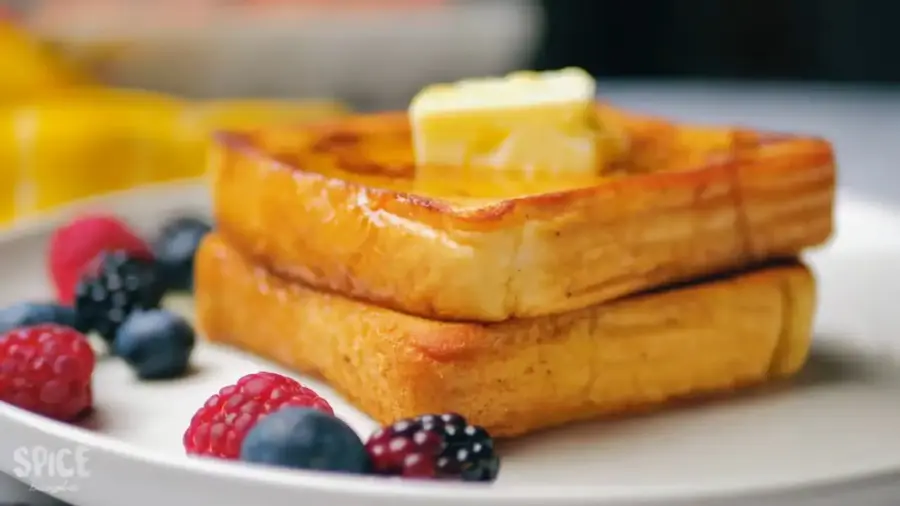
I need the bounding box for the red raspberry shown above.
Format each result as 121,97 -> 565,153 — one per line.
48,214 -> 152,304
183,372 -> 334,459
0,325 -> 95,421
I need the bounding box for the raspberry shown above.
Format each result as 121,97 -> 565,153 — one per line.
0,325 -> 95,421
74,251 -> 165,345
365,413 -> 500,482
183,372 -> 334,459
48,214 -> 152,304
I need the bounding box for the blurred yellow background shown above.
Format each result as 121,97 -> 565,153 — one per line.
0,20 -> 349,227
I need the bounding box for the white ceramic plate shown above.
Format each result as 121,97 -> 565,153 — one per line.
1,183 -> 900,506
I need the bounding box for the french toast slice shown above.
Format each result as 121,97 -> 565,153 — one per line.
212,105 -> 835,322
196,233 -> 816,437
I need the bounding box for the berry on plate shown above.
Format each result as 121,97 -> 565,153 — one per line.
48,214 -> 152,304
0,324 -> 94,421
183,372 -> 334,459
365,413 -> 500,481
0,302 -> 86,335
113,309 -> 195,380
74,251 -> 166,345
240,407 -> 369,474
152,216 -> 212,292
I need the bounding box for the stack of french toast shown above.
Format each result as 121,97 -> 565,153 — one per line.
195,69 -> 836,438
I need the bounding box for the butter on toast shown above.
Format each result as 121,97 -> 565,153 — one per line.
211,105 -> 834,322
196,233 -> 815,437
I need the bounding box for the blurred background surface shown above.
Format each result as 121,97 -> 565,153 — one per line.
535,0 -> 900,83
9,0 -> 900,105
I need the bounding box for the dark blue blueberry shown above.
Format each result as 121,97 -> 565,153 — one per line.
152,216 -> 212,292
0,302 -> 86,334
113,309 -> 195,379
240,407 -> 370,475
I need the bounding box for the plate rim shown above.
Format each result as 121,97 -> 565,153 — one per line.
6,394 -> 900,505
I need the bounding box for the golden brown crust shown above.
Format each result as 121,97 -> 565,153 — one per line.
195,234 -> 815,437
211,104 -> 834,321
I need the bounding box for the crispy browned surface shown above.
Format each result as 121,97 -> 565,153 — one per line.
196,234 -> 815,437
211,104 -> 835,321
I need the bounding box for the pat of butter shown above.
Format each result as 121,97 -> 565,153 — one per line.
410,68 -> 601,173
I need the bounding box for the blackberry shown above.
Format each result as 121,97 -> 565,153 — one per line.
74,251 -> 166,345
365,412 -> 500,482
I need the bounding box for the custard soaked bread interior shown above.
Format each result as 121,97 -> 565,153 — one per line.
196,234 -> 816,437
212,105 -> 835,322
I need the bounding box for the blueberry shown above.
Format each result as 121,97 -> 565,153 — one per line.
152,216 -> 212,292
240,407 -> 370,475
113,309 -> 195,379
0,302 -> 86,334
